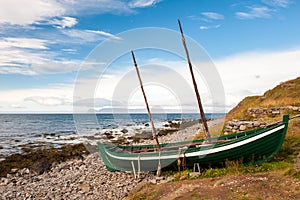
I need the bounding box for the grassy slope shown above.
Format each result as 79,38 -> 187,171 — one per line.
226,76 -> 300,121
127,77 -> 300,200
224,76 -> 300,162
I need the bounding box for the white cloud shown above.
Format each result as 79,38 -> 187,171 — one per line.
31,59 -> 80,74
215,47 -> 300,108
1,47 -> 299,113
0,45 -> 81,75
200,26 -> 209,30
201,12 -> 224,20
262,0 -> 290,8
0,36 -> 83,75
200,24 -> 221,30
48,16 -> 78,28
0,0 -> 163,26
0,85 -> 73,112
24,96 -> 71,106
62,29 -> 121,42
0,66 -> 36,76
236,6 -> 273,19
0,37 -> 48,49
129,0 -> 161,8
0,0 -> 64,26
85,30 -> 122,40
10,104 -> 26,109
89,47 -> 300,112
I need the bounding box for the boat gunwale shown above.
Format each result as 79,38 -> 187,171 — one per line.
97,121 -> 286,159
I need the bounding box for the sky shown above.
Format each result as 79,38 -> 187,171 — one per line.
0,0 -> 299,113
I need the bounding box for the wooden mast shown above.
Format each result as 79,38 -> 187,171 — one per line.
131,50 -> 161,149
178,19 -> 211,143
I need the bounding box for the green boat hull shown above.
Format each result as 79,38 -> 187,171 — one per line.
98,115 -> 289,172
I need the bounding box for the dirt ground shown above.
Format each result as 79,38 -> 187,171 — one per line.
127,170 -> 300,200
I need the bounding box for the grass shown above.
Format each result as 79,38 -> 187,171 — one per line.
226,76 -> 300,120
164,117 -> 300,181
129,184 -> 160,200
200,125 -> 300,179
127,77 -> 300,199
127,133 -> 300,200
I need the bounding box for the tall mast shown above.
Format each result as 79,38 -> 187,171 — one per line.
131,50 -> 161,149
178,19 -> 211,143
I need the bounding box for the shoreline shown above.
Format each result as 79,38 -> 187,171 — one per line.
0,118 -> 225,199
0,152 -> 157,199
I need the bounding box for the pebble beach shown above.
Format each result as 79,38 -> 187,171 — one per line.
0,119 -> 224,199
0,153 -> 159,200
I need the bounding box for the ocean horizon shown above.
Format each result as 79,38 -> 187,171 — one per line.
0,113 -> 225,160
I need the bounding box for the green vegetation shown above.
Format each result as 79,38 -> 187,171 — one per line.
226,76 -> 300,120
128,77 -> 300,200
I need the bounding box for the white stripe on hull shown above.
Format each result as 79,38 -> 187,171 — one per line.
105,125 -> 285,161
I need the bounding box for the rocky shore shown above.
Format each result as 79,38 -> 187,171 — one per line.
1,119 -> 223,199
0,153 -> 161,199
131,118 -> 224,145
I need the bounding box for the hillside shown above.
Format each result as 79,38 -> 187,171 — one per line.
226,76 -> 300,121
225,76 -> 300,167
127,76 -> 300,200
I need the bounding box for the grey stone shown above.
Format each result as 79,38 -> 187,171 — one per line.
179,174 -> 189,180
239,125 -> 247,131
189,172 -> 201,178
10,168 -> 18,173
253,121 -> 261,127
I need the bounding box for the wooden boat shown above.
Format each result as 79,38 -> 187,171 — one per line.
97,114 -> 289,172
97,20 -> 290,173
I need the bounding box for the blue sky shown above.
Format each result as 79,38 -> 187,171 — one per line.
0,0 -> 299,113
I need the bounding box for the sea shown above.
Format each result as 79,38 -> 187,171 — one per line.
0,113 -> 224,160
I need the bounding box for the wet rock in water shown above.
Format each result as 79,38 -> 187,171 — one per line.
111,136 -> 127,144
106,134 -> 115,140
104,131 -> 115,140
168,121 -> 181,129
121,128 -> 128,133
103,131 -> 113,136
0,143 -> 88,178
